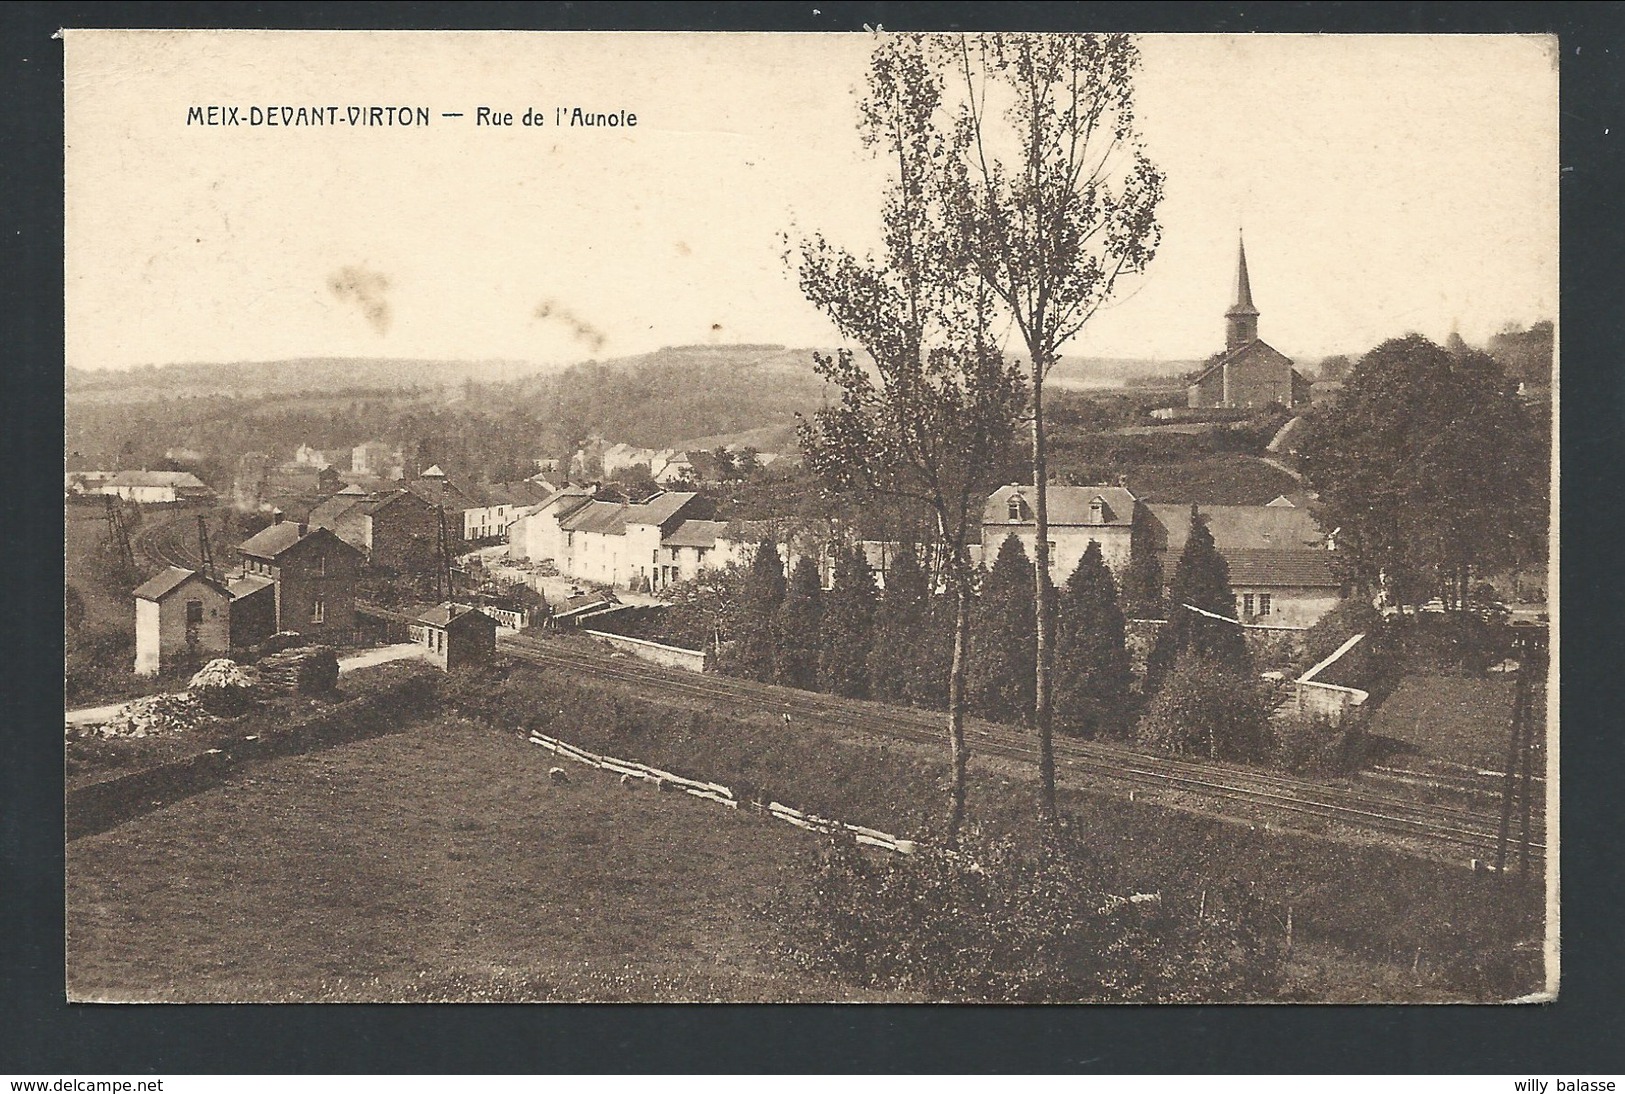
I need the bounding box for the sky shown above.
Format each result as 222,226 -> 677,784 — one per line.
64,31 -> 1558,372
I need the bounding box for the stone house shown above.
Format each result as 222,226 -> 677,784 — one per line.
233,521 -> 364,643
308,486 -> 439,573
410,602 -> 498,671
133,566 -> 231,675
982,484 -> 1143,585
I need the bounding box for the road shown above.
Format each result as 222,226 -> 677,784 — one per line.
64,643 -> 431,727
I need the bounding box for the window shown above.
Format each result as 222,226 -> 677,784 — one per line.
311,597 -> 325,624
1258,593 -> 1272,617
185,599 -> 204,624
1241,593 -> 1254,616
1007,497 -> 1022,522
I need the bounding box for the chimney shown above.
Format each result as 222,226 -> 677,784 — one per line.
297,522 -> 309,537
271,509 -> 283,525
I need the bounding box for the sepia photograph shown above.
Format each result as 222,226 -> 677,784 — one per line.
61,28 -> 1557,1005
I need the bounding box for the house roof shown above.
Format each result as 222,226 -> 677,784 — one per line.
984,484 -> 1139,528
307,492 -> 367,527
1186,339 -> 1300,389
560,499 -> 631,535
108,470 -> 210,489
416,601 -> 493,628
237,522 -> 307,559
479,480 -> 553,509
134,565 -> 226,601
227,573 -> 276,599
662,519 -> 730,549
1219,548 -> 1340,588
624,491 -> 699,528
404,475 -> 479,512
1145,503 -> 1325,554
237,522 -> 361,561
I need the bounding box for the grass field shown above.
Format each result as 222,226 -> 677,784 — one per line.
67,713 -> 869,1002
1367,675 -> 1521,770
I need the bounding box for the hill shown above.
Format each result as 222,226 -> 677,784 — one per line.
66,357 -> 550,403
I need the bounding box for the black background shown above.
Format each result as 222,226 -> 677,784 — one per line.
4,1 -> 1621,1075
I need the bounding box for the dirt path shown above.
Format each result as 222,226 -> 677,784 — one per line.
64,643 -> 431,726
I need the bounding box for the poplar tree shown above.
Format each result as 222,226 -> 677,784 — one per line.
820,545 -> 880,698
774,555 -> 824,691
1053,540 -> 1132,739
945,33 -> 1165,825
791,37 -> 1026,842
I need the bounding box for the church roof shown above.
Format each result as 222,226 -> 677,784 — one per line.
1227,235 -> 1259,318
1186,339 -> 1301,390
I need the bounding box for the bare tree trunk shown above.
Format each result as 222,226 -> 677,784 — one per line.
1031,363 -> 1057,827
946,577 -> 973,845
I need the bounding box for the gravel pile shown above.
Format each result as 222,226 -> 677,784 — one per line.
188,658 -> 263,713
73,692 -> 206,740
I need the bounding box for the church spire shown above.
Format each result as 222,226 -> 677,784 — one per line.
1225,232 -> 1259,350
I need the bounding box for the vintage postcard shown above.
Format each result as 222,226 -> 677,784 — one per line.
63,29 -> 1556,1003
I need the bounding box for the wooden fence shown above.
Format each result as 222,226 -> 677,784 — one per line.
527,729 -> 915,854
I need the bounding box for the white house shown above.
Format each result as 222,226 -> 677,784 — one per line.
103,470 -> 216,505
982,484 -> 1141,584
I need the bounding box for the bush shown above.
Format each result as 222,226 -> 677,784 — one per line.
781,822 -> 1285,1002
1267,713 -> 1361,775
1138,650 -> 1269,762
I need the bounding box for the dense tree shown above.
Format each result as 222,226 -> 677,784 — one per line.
1137,648 -> 1270,763
942,33 -> 1166,824
790,35 -> 1027,841
820,545 -> 880,699
1148,504 -> 1250,685
1052,541 -> 1133,739
1119,547 -> 1165,619
1302,335 -> 1544,610
868,544 -> 931,705
970,537 -> 1038,724
726,540 -> 787,682
1316,354 -> 1353,382
774,555 -> 824,691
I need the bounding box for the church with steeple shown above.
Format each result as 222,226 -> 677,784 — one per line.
1186,236 -> 1311,410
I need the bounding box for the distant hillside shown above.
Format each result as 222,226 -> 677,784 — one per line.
504,344 -> 835,452
1047,356 -> 1203,391
65,357 -> 552,403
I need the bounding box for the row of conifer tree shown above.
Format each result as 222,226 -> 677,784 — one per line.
717,503 -> 1270,757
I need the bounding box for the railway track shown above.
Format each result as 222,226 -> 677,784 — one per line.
128,506 -> 209,572
498,632 -> 1545,864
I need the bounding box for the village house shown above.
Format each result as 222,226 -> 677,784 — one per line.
294,443 -> 336,470
232,519 -> 364,644
133,566 -> 231,675
307,485 -> 439,573
351,441 -> 405,480
1141,502 -> 1340,627
410,602 -> 499,671
103,470 -> 216,505
982,483 -> 1143,585
403,466 -> 481,545
462,480 -> 554,542
1187,238 -> 1311,410
507,486 -> 597,566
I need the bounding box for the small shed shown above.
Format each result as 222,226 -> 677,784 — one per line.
410,602 -> 498,671
133,566 -> 231,676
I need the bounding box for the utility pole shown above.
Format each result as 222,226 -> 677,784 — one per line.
196,514 -> 216,582
104,494 -> 136,586
436,504 -> 452,603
